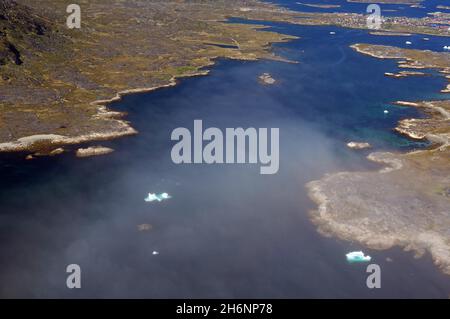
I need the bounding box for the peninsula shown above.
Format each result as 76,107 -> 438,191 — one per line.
308,44 -> 450,275
0,0 -> 297,153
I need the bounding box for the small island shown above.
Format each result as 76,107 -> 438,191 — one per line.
76,146 -> 114,158
258,73 -> 276,85
385,71 -> 427,78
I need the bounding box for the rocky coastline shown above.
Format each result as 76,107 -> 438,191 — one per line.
307,44 -> 450,275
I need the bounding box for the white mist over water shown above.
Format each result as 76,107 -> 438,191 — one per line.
0,21 -> 449,297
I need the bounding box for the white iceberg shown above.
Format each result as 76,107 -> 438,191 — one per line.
152,251 -> 159,256
145,192 -> 171,202
346,251 -> 372,263
384,110 -> 389,114
330,31 -> 336,35
405,41 -> 412,45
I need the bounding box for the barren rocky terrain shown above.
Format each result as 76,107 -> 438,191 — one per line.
308,44 -> 450,275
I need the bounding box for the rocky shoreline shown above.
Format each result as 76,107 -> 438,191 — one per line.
307,44 -> 450,276
307,136 -> 450,275
0,0 -> 298,155
2,1 -> 450,155
0,70 -> 218,153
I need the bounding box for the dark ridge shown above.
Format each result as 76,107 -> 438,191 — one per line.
0,0 -> 63,67
0,0 -> 50,35
6,42 -> 22,65
204,42 -> 239,49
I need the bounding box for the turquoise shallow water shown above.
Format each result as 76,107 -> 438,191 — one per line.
0,4 -> 449,298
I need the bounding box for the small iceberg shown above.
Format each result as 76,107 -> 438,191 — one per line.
405,41 -> 412,45
152,251 -> 159,256
145,192 -> 171,202
384,110 -> 389,114
346,251 -> 372,263
444,46 -> 450,51
330,31 -> 336,35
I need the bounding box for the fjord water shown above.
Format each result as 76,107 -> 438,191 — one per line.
1,18 -> 450,297
274,0 -> 449,18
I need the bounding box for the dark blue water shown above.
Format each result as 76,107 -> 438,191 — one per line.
269,0 -> 450,18
0,4 -> 449,298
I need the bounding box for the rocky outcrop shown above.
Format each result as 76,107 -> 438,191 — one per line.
75,146 -> 114,158
258,73 -> 276,85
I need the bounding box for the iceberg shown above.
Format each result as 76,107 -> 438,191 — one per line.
346,251 -> 371,263
145,192 -> 171,202
405,41 -> 412,45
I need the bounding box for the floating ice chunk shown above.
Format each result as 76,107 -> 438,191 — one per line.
330,31 -> 336,35
145,192 -> 171,202
160,192 -> 170,199
145,193 -> 160,202
444,46 -> 450,51
152,251 -> 159,256
384,110 -> 389,114
405,41 -> 412,45
346,251 -> 371,263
